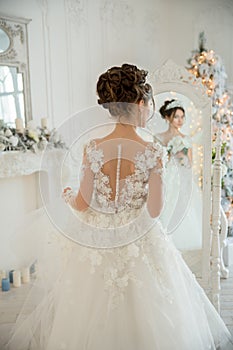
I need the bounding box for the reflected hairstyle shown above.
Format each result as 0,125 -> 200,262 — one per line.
159,99 -> 185,121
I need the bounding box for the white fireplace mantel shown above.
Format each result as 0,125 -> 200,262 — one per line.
0,149 -> 71,270
0,149 -> 67,179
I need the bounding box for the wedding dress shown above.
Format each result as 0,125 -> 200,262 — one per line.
154,133 -> 203,250
3,139 -> 233,350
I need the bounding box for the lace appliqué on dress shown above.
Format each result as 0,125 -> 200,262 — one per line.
78,243 -> 142,310
119,142 -> 167,210
85,140 -> 104,174
73,139 -> 169,310
78,228 -> 181,310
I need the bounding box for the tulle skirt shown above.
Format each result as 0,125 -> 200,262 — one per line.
2,204 -> 233,350
160,161 -> 203,250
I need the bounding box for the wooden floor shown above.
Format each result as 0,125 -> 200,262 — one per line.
0,266 -> 232,348
220,264 -> 233,338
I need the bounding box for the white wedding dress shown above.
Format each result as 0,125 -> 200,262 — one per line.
154,134 -> 203,250
3,139 -> 232,350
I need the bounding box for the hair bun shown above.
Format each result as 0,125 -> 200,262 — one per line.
159,99 -> 175,119
97,63 -> 152,117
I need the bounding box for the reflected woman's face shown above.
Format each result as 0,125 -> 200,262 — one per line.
169,109 -> 185,129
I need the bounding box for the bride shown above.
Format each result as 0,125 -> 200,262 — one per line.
3,64 -> 232,350
154,99 -> 203,250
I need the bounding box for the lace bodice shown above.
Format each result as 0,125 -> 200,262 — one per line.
84,139 -> 166,213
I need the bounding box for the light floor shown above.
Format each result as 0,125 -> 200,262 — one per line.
220,264 -> 233,337
0,266 -> 232,348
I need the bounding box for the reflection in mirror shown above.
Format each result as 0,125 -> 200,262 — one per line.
0,65 -> 25,126
0,14 -> 32,125
146,92 -> 203,252
0,28 -> 10,53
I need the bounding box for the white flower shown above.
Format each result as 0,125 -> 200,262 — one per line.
28,129 -> 39,142
116,275 -> 129,288
167,136 -> 191,155
134,181 -> 142,191
127,243 -> 139,257
91,162 -> 100,173
9,136 -> 18,147
0,142 -> 5,151
135,153 -> 146,170
5,129 -> 12,137
102,175 -> 109,183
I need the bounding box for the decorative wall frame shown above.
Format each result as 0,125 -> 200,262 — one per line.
0,13 -> 32,123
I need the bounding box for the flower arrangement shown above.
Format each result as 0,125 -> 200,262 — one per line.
0,119 -> 67,153
167,136 -> 191,167
167,135 -> 190,155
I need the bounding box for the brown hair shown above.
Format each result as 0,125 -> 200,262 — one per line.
97,63 -> 154,117
159,99 -> 185,121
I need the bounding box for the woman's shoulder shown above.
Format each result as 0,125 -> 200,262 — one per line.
84,137 -> 106,149
179,133 -> 192,144
153,132 -> 166,145
91,135 -> 150,148
179,132 -> 189,139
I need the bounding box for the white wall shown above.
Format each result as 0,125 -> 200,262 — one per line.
0,0 -> 233,127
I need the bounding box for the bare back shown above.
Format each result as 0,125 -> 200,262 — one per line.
78,128 -> 165,218
94,133 -> 149,201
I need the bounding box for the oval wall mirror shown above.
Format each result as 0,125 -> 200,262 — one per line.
0,28 -> 10,53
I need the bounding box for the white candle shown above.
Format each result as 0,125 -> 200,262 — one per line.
32,261 -> 38,276
15,118 -> 24,133
0,270 -> 6,282
13,270 -> 21,287
41,118 -> 48,129
22,267 -> 30,284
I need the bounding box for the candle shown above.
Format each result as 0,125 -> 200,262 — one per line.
41,118 -> 48,129
22,267 -> 30,284
13,270 -> 21,287
2,278 -> 10,292
30,261 -> 38,275
15,118 -> 24,133
9,270 -> 14,283
0,270 -> 6,283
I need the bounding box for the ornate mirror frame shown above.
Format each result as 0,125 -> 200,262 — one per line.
0,13 -> 32,123
150,60 -> 212,295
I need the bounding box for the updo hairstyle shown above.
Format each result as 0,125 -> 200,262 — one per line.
159,99 -> 185,121
97,63 -> 154,117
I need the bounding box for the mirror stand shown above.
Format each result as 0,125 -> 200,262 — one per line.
150,60 -> 222,309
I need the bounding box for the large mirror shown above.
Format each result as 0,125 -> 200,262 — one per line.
148,91 -> 203,248
148,60 -> 212,296
0,14 -> 32,126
